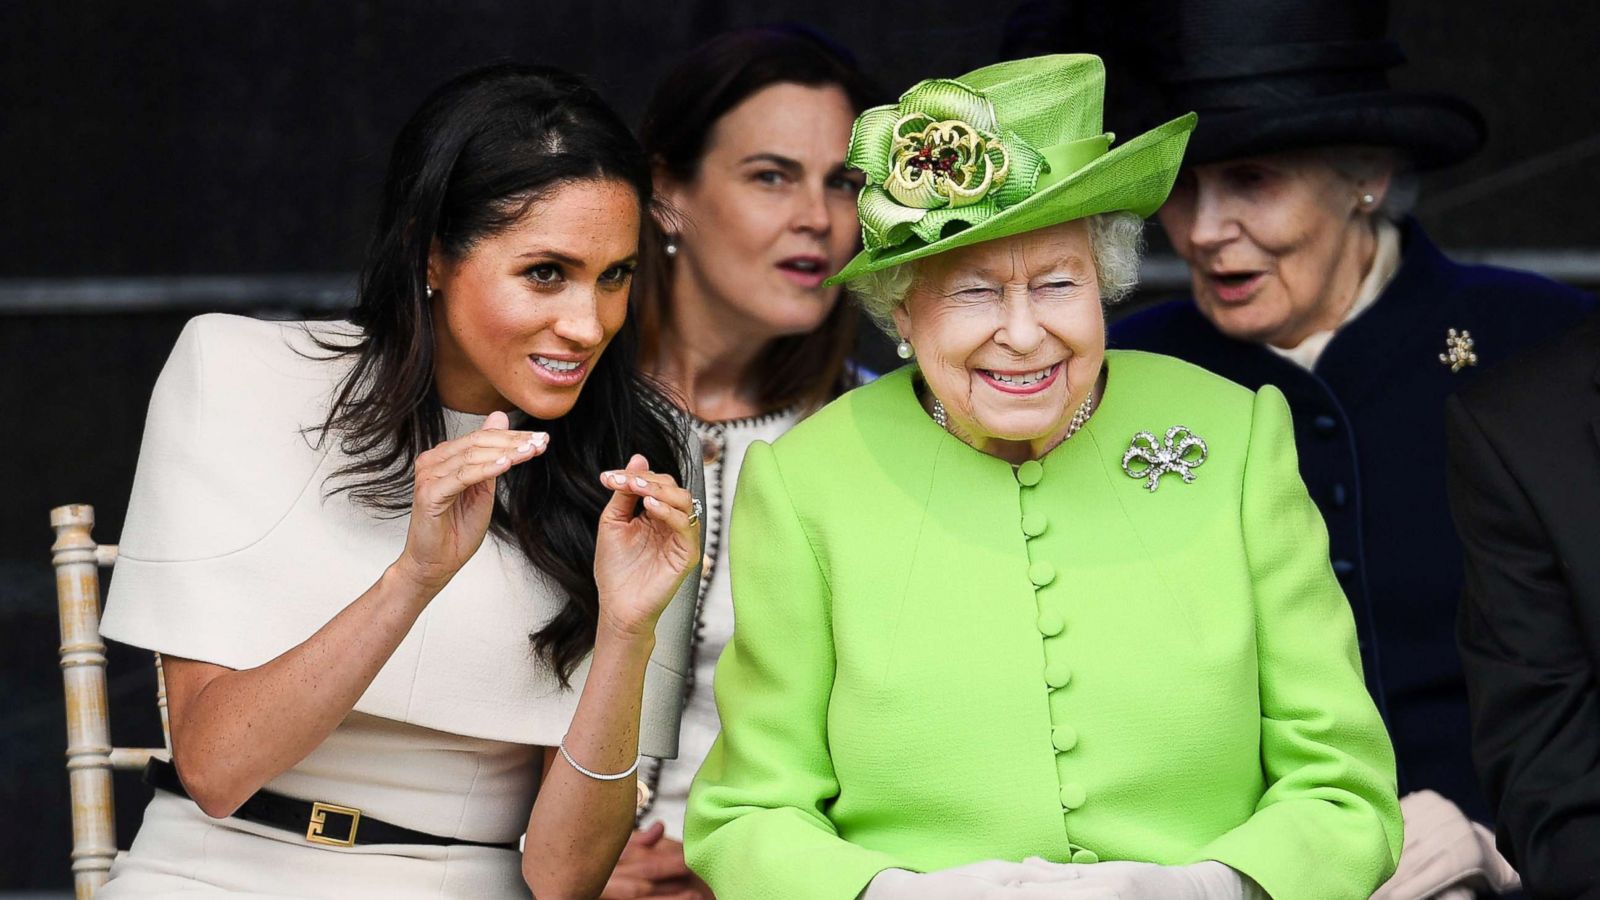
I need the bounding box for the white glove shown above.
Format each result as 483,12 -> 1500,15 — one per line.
861,860 -> 1083,900
1370,790 -> 1521,899
978,859 -> 1263,899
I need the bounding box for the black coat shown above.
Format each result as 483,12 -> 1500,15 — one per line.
1449,313 -> 1600,900
1111,219 -> 1595,825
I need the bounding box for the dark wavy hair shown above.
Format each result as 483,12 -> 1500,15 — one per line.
314,64 -> 686,686
636,26 -> 881,412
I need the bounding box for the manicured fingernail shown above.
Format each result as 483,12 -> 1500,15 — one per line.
609,473 -> 627,486
495,455 -> 508,466
633,476 -> 649,488
644,496 -> 661,509
534,433 -> 548,446
516,440 -> 533,454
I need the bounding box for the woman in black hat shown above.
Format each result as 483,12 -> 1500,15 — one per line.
1048,0 -> 1598,896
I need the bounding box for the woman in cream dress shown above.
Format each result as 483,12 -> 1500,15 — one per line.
96,64 -> 702,899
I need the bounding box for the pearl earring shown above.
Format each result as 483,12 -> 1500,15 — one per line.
425,285 -> 435,299
896,340 -> 914,360
1360,193 -> 1376,208
664,236 -> 679,257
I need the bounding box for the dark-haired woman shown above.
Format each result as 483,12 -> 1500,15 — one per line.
95,64 -> 702,900
599,27 -> 874,900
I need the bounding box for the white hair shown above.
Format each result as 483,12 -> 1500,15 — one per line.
845,211 -> 1146,337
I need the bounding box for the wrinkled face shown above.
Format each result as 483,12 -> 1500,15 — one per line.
429,177 -> 640,418
1158,150 -> 1382,348
893,220 -> 1105,449
662,82 -> 863,339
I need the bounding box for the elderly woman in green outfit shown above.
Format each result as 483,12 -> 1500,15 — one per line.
684,55 -> 1402,900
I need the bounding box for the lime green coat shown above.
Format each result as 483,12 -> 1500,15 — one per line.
684,351 -> 1402,900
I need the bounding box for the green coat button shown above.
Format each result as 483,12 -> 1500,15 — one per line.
1052,725 -> 1078,751
1029,561 -> 1056,587
1017,460 -> 1044,486
1044,662 -> 1072,688
1021,512 -> 1048,537
1070,848 -> 1098,864
1060,783 -> 1086,809
1037,610 -> 1064,636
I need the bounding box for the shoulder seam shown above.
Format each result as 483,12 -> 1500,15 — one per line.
762,444 -> 836,604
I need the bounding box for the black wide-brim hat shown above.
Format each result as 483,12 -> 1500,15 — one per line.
1039,0 -> 1488,170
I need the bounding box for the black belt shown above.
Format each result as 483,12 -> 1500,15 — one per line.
145,758 -> 518,851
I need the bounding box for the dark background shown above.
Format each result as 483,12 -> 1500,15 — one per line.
4,1 -> 1599,890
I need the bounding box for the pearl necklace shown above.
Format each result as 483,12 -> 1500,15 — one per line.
931,392 -> 1096,441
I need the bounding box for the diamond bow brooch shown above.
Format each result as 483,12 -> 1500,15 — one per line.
1122,426 -> 1209,493
1439,328 -> 1478,373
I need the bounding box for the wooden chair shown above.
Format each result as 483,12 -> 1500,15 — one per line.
50,503 -> 172,900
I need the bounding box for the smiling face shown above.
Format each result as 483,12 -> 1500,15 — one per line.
1157,150 -> 1388,348
661,82 -> 863,342
428,177 -> 640,418
893,219 -> 1105,458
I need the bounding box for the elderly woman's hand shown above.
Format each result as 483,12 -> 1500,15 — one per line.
862,861 -> 1084,899
977,859 -> 1263,900
593,453 -> 701,641
1369,791 -> 1520,900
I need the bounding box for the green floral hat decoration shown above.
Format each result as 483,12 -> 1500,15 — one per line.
828,54 -> 1196,284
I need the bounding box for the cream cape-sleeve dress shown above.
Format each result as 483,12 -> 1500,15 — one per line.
95,313 -> 700,899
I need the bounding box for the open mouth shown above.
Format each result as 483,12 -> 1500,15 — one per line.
1205,270 -> 1266,302
776,255 -> 829,287
977,363 -> 1061,394
533,355 -> 580,373
528,354 -> 589,385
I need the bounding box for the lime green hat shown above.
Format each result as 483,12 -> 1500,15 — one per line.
828,54 -> 1196,285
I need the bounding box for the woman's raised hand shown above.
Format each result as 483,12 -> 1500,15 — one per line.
397,411 -> 548,592
594,454 -> 701,641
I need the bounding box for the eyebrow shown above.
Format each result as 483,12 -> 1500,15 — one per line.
939,255 -> 1091,283
516,249 -> 583,265
515,249 -> 639,269
738,152 -> 802,172
1029,255 -> 1091,275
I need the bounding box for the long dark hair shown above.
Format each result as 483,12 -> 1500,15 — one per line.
636,26 -> 880,413
316,64 -> 686,686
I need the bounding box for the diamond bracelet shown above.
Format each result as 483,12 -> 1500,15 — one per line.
558,735 -> 641,782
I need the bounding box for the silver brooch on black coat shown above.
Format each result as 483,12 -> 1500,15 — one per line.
1439,328 -> 1478,373
1122,426 -> 1209,492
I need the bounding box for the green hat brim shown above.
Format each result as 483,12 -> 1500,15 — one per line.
827,111 -> 1197,286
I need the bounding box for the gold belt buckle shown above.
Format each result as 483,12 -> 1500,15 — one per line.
306,801 -> 362,847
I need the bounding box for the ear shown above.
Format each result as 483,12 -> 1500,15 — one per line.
890,302 -> 913,344
1356,166 -> 1395,215
652,161 -> 692,236
426,237 -> 446,295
